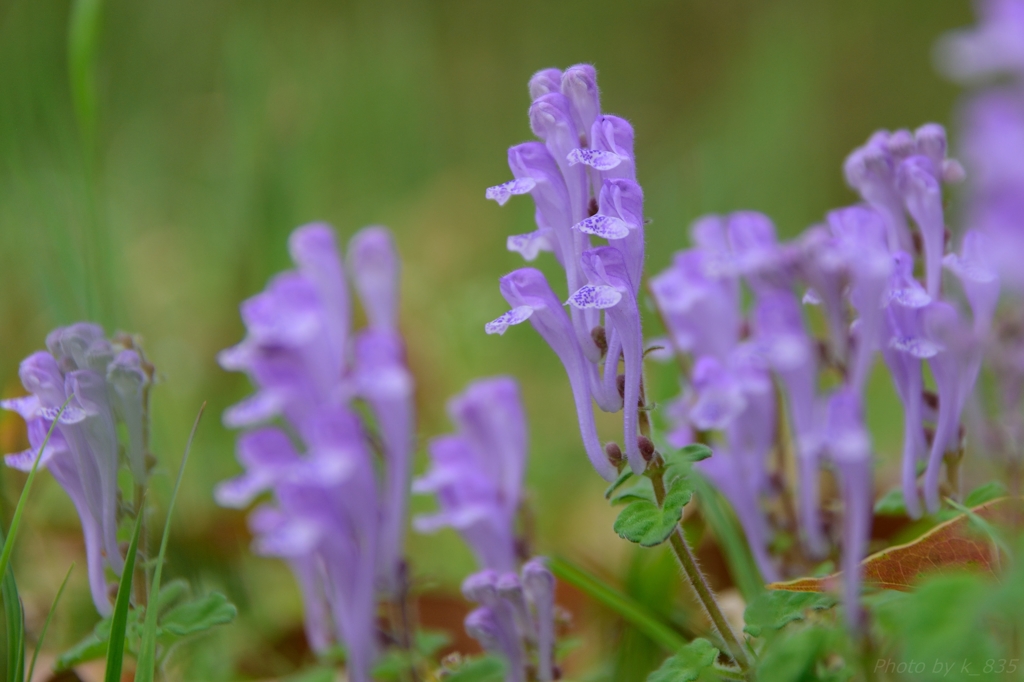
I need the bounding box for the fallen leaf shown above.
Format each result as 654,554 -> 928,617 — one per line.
767,497 -> 1021,593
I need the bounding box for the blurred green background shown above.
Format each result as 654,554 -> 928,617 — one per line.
0,0 -> 977,679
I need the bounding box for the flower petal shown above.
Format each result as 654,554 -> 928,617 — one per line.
566,284 -> 622,310
566,148 -> 622,171
573,214 -> 630,240
485,306 -> 535,335
485,178 -> 537,206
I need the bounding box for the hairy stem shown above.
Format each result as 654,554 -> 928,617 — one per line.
651,468 -> 752,672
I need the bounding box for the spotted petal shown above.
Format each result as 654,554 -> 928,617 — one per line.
485,306 -> 535,335
566,284 -> 622,310
566,148 -> 623,171
485,178 -> 537,206
573,214 -> 630,240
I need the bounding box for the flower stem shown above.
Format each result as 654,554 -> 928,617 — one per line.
650,467 -> 752,672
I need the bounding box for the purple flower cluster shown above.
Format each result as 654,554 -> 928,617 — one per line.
940,0 -> 1024,460
215,223 -> 414,681
2,324 -> 151,615
485,65 -> 646,481
415,377 -> 556,682
651,124 -> 996,624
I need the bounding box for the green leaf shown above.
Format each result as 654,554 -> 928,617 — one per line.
159,592 -> 237,638
55,623 -> 110,671
27,563 -> 74,682
676,444 -> 713,463
964,481 -> 1008,507
613,473 -> 693,547
646,638 -> 719,682
743,590 -> 837,637
605,468 -> 635,499
414,629 -> 450,657
136,403 -> 207,682
755,626 -> 845,681
548,556 -> 686,652
873,488 -> 907,516
444,655 -> 506,682
105,506 -> 144,682
611,477 -> 657,505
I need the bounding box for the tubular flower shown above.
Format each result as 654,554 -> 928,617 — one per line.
413,377 -> 526,572
2,324 -> 152,615
216,222 -> 415,680
486,65 -> 646,481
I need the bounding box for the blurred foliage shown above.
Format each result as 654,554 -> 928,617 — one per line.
0,0 -> 981,679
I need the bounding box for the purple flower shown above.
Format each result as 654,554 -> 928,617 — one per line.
753,290 -> 828,555
937,0 -> 1024,81
2,325 -> 153,615
217,222 -> 416,676
486,268 -> 615,480
823,388 -> 873,630
957,91 -> 1024,292
826,205 -> 893,392
461,559 -> 557,682
649,247 -> 740,361
414,377 -> 527,572
219,408 -> 379,680
570,247 -> 645,473
880,252 -> 936,519
486,65 -> 647,480
685,352 -> 780,582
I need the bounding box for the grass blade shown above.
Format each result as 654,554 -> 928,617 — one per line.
548,555 -> 687,652
1,542 -> 24,682
105,503 -> 145,682
134,402 -> 205,682
67,0 -> 103,148
26,563 -> 74,682
692,474 -> 764,602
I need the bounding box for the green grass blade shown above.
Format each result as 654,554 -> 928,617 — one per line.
26,563 -> 74,682
0,399 -> 71,586
134,402 -> 205,682
67,0 -> 103,147
548,555 -> 687,652
692,474 -> 764,602
1,543 -> 24,682
105,503 -> 145,682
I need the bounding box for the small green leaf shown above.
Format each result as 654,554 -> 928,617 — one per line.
677,444 -> 713,463
445,655 -> 506,682
55,627 -> 109,671
605,468 -> 634,499
159,592 -> 237,638
755,626 -> 843,681
614,474 -> 694,547
964,481 -> 1008,507
743,590 -> 837,637
646,638 -> 719,682
611,478 -> 657,505
414,629 -> 450,657
874,488 -> 907,516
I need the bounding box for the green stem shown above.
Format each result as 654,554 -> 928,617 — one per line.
651,467 -> 752,672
